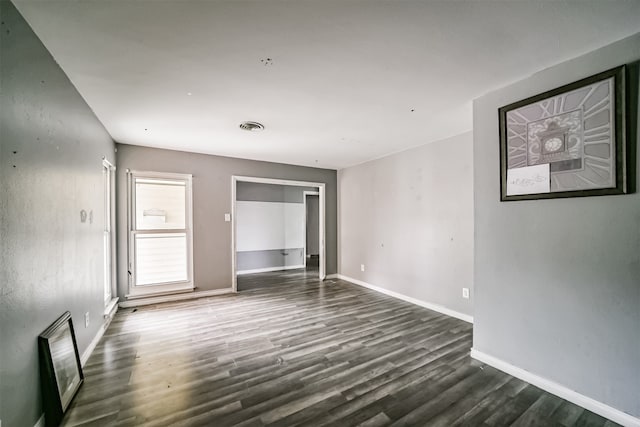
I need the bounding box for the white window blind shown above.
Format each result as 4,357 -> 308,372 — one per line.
134,233 -> 187,286
135,180 -> 186,230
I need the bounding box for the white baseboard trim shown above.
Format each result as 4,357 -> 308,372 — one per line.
470,348 -> 640,427
104,297 -> 119,320
81,317 -> 109,367
325,274 -> 339,280
119,288 -> 234,308
80,299 -> 120,366
103,297 -> 119,333
34,413 -> 45,427
335,274 -> 473,324
237,265 -> 305,275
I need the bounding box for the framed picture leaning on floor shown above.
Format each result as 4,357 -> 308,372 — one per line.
38,311 -> 84,427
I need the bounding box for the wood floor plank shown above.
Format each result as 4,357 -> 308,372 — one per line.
482,385 -> 543,426
551,401 -> 586,426
510,393 -> 565,426
449,377 -> 529,426
61,267 -> 621,427
574,410 -> 611,427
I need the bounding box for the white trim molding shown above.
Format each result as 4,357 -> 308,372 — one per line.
325,274 -> 339,280
78,299 -> 120,373
34,413 -> 45,427
81,326 -> 104,366
470,348 -> 640,427
81,317 -> 112,367
335,274 -> 473,323
104,297 -> 119,320
119,288 -> 234,308
237,265 -> 306,275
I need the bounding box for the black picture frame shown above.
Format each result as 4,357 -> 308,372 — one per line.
38,312 -> 84,427
498,64 -> 633,201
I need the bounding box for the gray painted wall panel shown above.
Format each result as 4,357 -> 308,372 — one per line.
116,144 -> 336,297
0,3 -> 116,426
338,132 -> 474,317
473,33 -> 640,416
306,195 -> 319,255
236,182 -> 318,203
237,248 -> 304,271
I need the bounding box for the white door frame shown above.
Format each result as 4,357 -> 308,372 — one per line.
303,191 -> 320,263
231,176 -> 326,292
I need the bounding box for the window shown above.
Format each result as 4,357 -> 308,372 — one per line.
103,160 -> 116,305
128,171 -> 193,297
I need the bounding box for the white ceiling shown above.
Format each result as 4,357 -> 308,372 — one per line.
13,1 -> 640,170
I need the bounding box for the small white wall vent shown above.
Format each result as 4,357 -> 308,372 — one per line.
239,121 -> 265,132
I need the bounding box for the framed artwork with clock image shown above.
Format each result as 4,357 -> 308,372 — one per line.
499,64 -> 634,201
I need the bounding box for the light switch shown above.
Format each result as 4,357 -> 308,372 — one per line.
224,213 -> 231,222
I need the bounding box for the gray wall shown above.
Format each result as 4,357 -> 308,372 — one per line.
236,182 -> 318,271
116,144 -> 337,297
306,195 -> 319,256
237,249 -> 305,272
236,182 -> 318,203
0,3 -> 116,426
473,33 -> 640,417
338,132 -> 474,317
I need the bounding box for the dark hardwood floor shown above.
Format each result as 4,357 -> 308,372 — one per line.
237,256 -> 319,292
63,268 -> 619,426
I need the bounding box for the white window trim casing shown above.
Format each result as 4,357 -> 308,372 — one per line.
126,170 -> 194,298
102,159 -> 117,307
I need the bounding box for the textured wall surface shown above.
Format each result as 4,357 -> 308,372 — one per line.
473,33 -> 640,417
0,2 -> 116,426
338,132 -> 474,317
116,144 -> 336,297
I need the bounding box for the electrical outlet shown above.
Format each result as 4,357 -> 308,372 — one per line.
360,264 -> 365,272
85,312 -> 90,328
224,213 -> 231,222
462,288 -> 470,299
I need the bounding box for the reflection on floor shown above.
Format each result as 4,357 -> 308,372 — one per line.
62,259 -> 618,426
237,255 -> 319,292
63,271 -> 615,427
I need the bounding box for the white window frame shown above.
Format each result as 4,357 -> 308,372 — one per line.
127,170 -> 194,298
103,159 -> 116,306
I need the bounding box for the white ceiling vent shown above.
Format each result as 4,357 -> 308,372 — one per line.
239,121 -> 264,132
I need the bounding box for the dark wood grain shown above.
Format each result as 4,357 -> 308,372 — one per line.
62,268 -> 619,426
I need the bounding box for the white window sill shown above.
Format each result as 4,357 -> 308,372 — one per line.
125,287 -> 194,300
104,297 -> 119,320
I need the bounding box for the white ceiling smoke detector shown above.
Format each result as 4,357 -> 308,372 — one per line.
239,121 -> 264,132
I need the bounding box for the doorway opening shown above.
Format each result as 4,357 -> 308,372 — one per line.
231,176 -> 326,292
